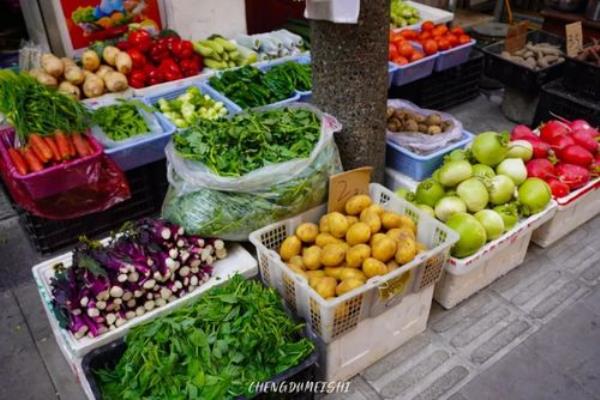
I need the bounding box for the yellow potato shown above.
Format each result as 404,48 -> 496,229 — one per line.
362,213 -> 382,234
360,204 -> 385,219
339,268 -> 367,282
345,222 -> 371,245
309,275 -> 323,288
416,242 -> 427,254
321,243 -> 347,267
387,260 -> 400,271
296,223 -> 319,243
344,194 -> 372,215
324,267 -> 344,280
279,235 -> 301,261
306,270 -> 325,280
346,215 -> 359,226
319,215 -> 330,233
289,255 -> 304,269
328,212 -> 349,238
381,212 -> 404,230
372,236 -> 397,262
336,278 -> 365,296
315,277 -> 337,299
362,257 -> 388,278
346,244 -> 371,268
387,227 -> 415,242
315,233 -> 341,247
370,233 -> 387,247
395,238 -> 417,265
288,264 -> 308,278
302,246 -> 322,270
398,215 -> 417,234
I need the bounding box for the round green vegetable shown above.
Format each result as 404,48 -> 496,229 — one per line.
518,177 -> 551,216
496,158 -> 527,186
488,175 -> 515,205
457,177 -> 489,213
446,212 -> 487,258
415,179 -> 445,208
438,160 -> 473,187
472,164 -> 495,179
475,209 -> 505,241
493,203 -> 519,231
506,140 -> 533,161
434,196 -> 467,222
417,204 -> 435,217
471,131 -> 509,166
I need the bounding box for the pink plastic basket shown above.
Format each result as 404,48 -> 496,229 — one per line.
0,128 -> 104,200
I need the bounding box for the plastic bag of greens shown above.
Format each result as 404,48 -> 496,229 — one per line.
162,103 -> 343,240
386,99 -> 464,155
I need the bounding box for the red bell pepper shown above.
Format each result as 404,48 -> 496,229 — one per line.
180,57 -> 201,77
144,65 -> 164,86
159,58 -> 182,81
128,29 -> 152,53
149,40 -> 169,64
116,40 -> 129,51
127,48 -> 147,70
128,69 -> 146,88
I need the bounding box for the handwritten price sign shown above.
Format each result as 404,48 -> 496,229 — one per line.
328,167 -> 373,213
565,22 -> 583,58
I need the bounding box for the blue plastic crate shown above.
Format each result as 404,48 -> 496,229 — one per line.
435,40 -> 476,72
388,62 -> 398,89
385,130 -> 475,181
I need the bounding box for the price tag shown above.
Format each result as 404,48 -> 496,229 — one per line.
565,22 -> 583,58
328,167 -> 373,213
504,21 -> 529,53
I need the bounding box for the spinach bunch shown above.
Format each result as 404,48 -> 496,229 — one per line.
96,275 -> 314,400
174,107 -> 321,177
92,100 -> 151,141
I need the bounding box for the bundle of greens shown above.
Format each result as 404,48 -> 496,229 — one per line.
264,61 -> 312,93
95,275 -> 314,400
0,70 -> 90,142
92,100 -> 151,142
157,86 -> 227,128
208,65 -> 294,109
174,107 -> 321,176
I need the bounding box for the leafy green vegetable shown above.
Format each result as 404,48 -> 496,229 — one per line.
92,99 -> 151,141
0,70 -> 90,142
95,275 -> 314,400
264,61 -> 312,93
157,86 -> 227,128
173,107 -> 321,177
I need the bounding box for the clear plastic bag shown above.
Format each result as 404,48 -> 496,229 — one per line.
162,103 -> 343,240
386,99 -> 464,154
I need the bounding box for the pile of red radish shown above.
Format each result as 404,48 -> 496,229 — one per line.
511,119 -> 599,198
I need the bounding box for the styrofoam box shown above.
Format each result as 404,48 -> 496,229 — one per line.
532,179 -> 600,248
32,242 -> 258,366
310,285 -> 434,382
250,183 -> 459,343
435,202 -> 557,309
385,167 -> 420,192
392,1 -> 454,32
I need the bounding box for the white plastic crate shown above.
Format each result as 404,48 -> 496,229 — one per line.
435,202 -> 557,309
310,285 -> 434,382
385,167 -> 420,192
32,242 -> 258,366
249,183 -> 458,343
532,179 -> 600,248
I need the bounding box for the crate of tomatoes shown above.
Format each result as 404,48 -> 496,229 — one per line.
389,31 -> 438,86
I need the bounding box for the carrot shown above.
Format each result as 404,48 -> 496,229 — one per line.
54,130 -> 71,160
8,148 -> 28,175
30,142 -> 47,165
29,133 -> 52,163
21,148 -> 44,172
72,132 -> 91,157
66,134 -> 76,157
44,136 -> 61,162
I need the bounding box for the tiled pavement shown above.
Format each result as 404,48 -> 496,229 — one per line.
1,94 -> 599,399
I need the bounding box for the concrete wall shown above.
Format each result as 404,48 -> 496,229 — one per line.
164,0 -> 247,40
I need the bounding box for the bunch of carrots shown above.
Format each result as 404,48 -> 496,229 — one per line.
7,131 -> 94,175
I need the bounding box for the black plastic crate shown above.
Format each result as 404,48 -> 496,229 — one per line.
482,30 -> 565,92
389,50 -> 483,110
18,160 -> 168,254
81,335 -> 319,400
533,79 -> 600,127
563,53 -> 600,101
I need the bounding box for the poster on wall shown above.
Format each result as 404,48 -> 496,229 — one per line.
53,0 -> 164,54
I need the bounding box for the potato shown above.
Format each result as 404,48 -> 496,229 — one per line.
372,236 -> 397,263
82,49 -> 101,71
307,270 -> 325,280
115,51 -> 133,74
416,242 -> 427,254
296,223 -> 319,243
289,255 -> 304,269
395,238 -> 417,265
324,267 -> 344,280
346,244 -> 371,268
288,264 -> 307,278
321,243 -> 346,267
346,215 -> 359,226
387,260 -> 400,271
319,215 -> 330,233
104,71 -> 128,92
381,212 -> 404,230
388,227 -> 415,241
315,277 -> 337,299
345,222 -> 371,246
309,275 -> 323,288
315,233 -> 340,248
64,66 -> 85,85
41,53 -> 64,78
362,213 -> 382,234
61,57 -> 76,70
398,215 -> 417,234
360,204 -> 384,220
370,233 -> 387,247
57,81 -> 81,100
328,212 -> 349,238
302,246 -> 322,270
33,70 -> 58,87
344,194 -> 372,215
102,46 -> 120,66
279,235 -> 302,261
336,278 -> 365,296
339,268 -> 366,282
362,258 -> 388,278
82,74 -> 105,98
96,65 -> 114,80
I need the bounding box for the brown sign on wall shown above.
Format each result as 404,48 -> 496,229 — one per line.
245,0 -> 306,34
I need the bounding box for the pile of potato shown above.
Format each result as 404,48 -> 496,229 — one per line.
278,194 -> 426,300
386,107 -> 452,135
501,42 -> 564,71
29,47 -> 132,100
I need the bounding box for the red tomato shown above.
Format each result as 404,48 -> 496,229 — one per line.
446,34 -> 458,47
398,42 -> 414,58
390,31 -> 404,42
401,29 -> 418,40
411,51 -> 424,62
437,38 -> 450,51
423,39 -> 438,55
451,27 -> 465,36
418,31 -> 432,43
458,34 -> 471,45
421,21 -> 435,31
433,25 -> 449,36
389,43 -> 399,60
393,56 -> 409,65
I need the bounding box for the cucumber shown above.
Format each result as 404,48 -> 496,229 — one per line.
193,42 -> 214,57
213,37 -> 237,52
200,40 -> 224,54
204,59 -> 227,69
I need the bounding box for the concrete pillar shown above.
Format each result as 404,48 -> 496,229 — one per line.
311,0 -> 390,182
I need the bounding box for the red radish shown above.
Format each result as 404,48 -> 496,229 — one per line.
540,120 -> 570,143
571,129 -> 599,153
511,125 -> 538,141
555,163 -> 590,189
547,178 -> 570,197
569,119 -> 592,131
526,158 -> 555,179
549,135 -> 575,152
559,145 -> 593,167
526,139 -> 551,159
